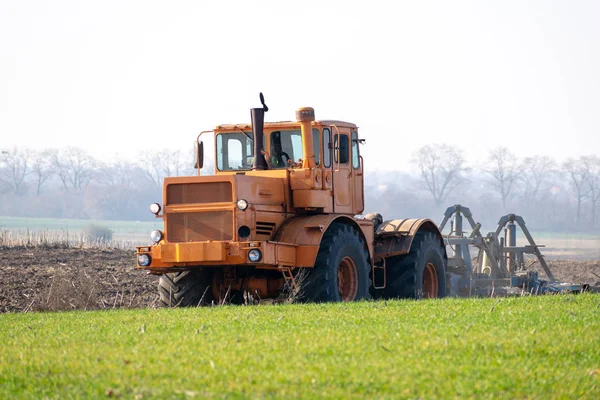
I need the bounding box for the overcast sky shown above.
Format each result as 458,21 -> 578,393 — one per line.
1,0 -> 598,172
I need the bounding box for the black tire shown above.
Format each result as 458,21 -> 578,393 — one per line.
302,223 -> 372,302
158,269 -> 214,307
384,232 -> 447,299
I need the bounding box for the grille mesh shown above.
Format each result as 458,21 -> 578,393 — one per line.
167,211 -> 233,242
167,182 -> 232,204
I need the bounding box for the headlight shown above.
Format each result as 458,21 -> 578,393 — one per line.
237,199 -> 248,211
150,230 -> 163,243
248,249 -> 262,262
138,254 -> 151,266
150,203 -> 161,214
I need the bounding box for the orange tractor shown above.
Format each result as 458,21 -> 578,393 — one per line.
136,94 -> 447,305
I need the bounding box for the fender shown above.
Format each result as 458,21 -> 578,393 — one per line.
273,214 -> 374,268
373,218 -> 446,259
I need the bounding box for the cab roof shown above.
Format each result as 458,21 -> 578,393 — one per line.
215,120 -> 357,130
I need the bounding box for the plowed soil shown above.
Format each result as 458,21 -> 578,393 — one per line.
0,247 -> 156,313
0,247 -> 599,313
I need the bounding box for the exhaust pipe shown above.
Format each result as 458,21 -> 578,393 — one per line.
296,107 -> 316,169
251,93 -> 269,170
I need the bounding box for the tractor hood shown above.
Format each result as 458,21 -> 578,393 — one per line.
161,174 -> 288,243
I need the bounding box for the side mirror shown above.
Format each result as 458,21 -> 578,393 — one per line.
194,141 -> 204,169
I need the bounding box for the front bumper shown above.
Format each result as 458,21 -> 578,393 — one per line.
136,240 -> 299,272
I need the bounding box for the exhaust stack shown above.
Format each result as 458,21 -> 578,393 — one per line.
251,93 -> 269,170
296,107 -> 316,169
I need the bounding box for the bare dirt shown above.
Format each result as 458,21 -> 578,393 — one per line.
0,246 -> 157,313
528,259 -> 600,284
0,246 -> 599,313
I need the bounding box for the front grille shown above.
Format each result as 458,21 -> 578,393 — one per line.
167,182 -> 232,205
167,211 -> 233,242
256,221 -> 276,236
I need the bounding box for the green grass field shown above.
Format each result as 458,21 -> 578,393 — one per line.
1,295 -> 599,399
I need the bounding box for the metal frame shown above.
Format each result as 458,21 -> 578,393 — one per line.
440,204 -> 566,297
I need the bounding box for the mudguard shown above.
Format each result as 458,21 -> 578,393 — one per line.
273,214 -> 374,268
373,218 -> 445,259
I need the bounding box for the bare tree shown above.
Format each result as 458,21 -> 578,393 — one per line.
585,156 -> 600,226
413,144 -> 467,206
519,155 -> 557,203
97,159 -> 145,189
484,147 -> 521,210
140,149 -> 188,188
0,147 -> 31,195
53,147 -> 96,192
563,157 -> 591,226
31,149 -> 56,195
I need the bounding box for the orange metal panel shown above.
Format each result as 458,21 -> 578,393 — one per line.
377,219 -> 422,235
356,218 -> 375,261
295,245 -> 319,267
160,242 -> 227,262
275,215 -> 373,268
292,189 -> 331,208
353,156 -> 365,214
373,218 -> 441,258
276,243 -> 298,265
235,175 -> 287,207
137,241 -> 300,270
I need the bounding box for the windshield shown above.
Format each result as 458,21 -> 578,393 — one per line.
216,132 -> 254,170
216,129 -> 320,171
269,129 -> 320,169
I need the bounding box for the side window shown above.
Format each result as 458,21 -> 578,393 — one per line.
312,128 -> 320,166
351,131 -> 360,169
323,128 -> 331,168
227,139 -> 242,169
334,134 -> 349,164
246,140 -> 253,158
216,134 -> 224,170
290,134 -> 303,160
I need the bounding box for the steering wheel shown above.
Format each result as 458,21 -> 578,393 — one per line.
242,155 -> 254,168
276,152 -> 291,168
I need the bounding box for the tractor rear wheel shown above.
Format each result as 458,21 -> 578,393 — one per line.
158,269 -> 214,307
302,223 -> 371,302
384,232 -> 447,299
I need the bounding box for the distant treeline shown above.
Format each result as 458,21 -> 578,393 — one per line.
365,145 -> 600,233
1,145 -> 599,233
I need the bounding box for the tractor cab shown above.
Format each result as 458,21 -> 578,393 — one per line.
197,95 -> 365,215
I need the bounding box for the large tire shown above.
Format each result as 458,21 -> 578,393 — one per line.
158,269 -> 214,307
302,223 -> 372,302
384,232 -> 447,299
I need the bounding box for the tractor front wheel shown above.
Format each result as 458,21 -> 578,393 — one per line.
158,269 -> 214,307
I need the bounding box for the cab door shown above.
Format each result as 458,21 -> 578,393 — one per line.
332,128 -> 353,214
351,130 -> 364,214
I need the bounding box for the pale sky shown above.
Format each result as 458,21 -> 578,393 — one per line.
1,0 -> 599,172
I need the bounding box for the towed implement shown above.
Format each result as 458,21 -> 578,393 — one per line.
440,204 -> 591,296
136,94 -> 447,305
